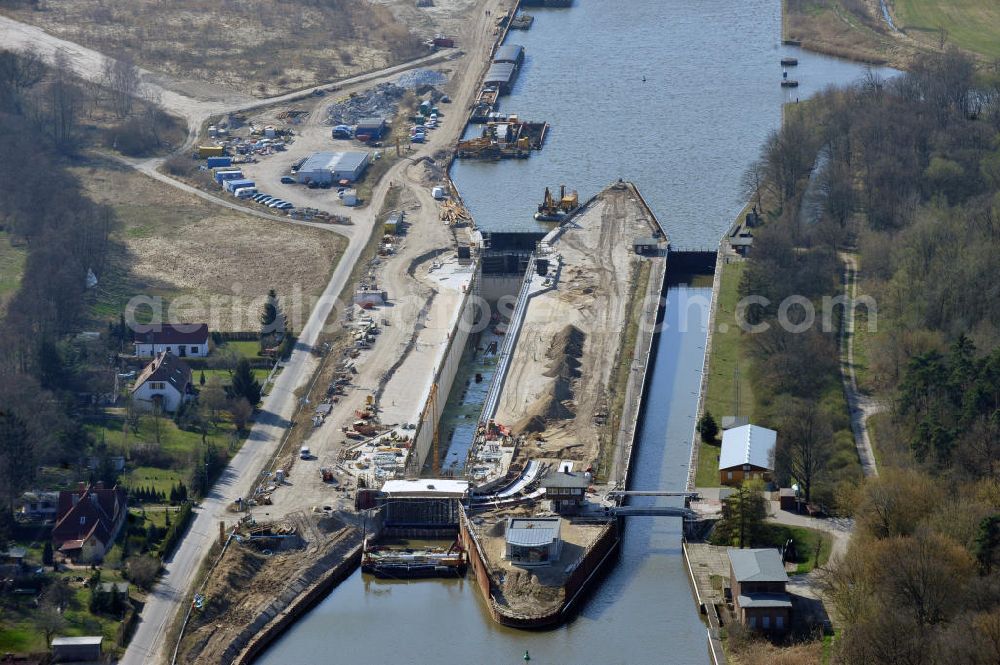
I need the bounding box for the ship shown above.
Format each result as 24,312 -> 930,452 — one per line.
534,185 -> 580,221
361,541 -> 468,579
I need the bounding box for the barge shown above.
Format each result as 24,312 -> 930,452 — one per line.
456,116 -> 548,160
361,544 -> 468,579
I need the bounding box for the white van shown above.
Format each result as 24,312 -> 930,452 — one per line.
234,187 -> 258,199
300,446 -> 311,460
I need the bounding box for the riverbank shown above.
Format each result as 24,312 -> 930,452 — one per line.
783,0 -> 905,67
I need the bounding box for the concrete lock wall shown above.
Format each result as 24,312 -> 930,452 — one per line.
411,270 -> 479,469
479,274 -> 523,303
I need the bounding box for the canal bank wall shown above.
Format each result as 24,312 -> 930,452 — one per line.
235,536 -> 363,665
459,507 -> 621,628
408,265 -> 480,473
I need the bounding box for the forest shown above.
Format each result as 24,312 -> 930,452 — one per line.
740,49 -> 1000,663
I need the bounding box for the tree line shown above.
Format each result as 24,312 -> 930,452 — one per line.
741,48 -> 1000,663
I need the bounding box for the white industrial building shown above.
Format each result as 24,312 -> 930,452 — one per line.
296,151 -> 371,185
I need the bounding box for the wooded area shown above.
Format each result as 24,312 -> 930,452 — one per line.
741,49 -> 1000,662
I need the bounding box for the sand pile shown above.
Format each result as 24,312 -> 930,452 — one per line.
515,325 -> 585,433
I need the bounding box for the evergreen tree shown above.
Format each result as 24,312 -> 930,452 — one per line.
698,411 -> 719,443
42,541 -> 53,566
229,358 -> 262,406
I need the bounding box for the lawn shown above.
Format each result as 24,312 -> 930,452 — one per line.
86,413 -> 235,464
0,230 -> 27,310
124,466 -> 186,496
696,259 -> 753,488
896,0 -> 1000,59
761,524 -> 833,574
0,566 -> 125,655
704,260 -> 755,421
198,367 -> 270,386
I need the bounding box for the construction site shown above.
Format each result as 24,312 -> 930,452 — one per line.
161,1 -> 678,657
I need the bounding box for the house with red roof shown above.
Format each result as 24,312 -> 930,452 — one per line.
51,482 -> 127,563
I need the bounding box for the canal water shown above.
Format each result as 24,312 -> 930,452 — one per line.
257,1 -> 891,663
453,0 -> 895,246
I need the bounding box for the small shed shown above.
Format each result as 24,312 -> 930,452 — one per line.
778,487 -> 798,512
355,117 -> 387,139
633,236 -> 662,255
505,517 -> 562,566
51,636 -> 103,662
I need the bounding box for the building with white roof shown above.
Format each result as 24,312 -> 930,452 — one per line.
504,517 -> 562,566
296,150 -> 370,184
719,424 -> 777,486
377,479 -> 470,530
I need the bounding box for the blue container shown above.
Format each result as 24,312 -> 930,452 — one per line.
207,156 -> 232,168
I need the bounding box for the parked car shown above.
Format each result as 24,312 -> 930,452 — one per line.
276,202 -> 294,210
267,199 -> 286,208
258,196 -> 275,205
280,176 -> 295,184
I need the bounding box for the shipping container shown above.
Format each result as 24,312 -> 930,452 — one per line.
206,156 -> 232,168
225,178 -> 255,193
198,145 -> 225,158
214,170 -> 244,184
433,36 -> 455,48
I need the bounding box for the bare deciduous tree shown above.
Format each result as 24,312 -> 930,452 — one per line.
103,54 -> 140,118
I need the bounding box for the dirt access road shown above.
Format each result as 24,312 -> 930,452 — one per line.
108,1 -> 511,663
0,12 -> 458,151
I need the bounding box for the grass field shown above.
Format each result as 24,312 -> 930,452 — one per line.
74,158 -> 346,330
86,413 -> 234,464
896,0 -> 1000,59
696,259 -> 753,488
0,231 -> 27,311
124,466 -> 186,496
0,0 -> 429,97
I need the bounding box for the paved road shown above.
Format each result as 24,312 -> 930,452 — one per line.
0,6 -> 506,663
839,253 -> 880,479
104,2 -> 507,662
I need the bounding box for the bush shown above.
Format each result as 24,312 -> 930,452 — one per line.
164,154 -> 198,177
125,554 -> 161,590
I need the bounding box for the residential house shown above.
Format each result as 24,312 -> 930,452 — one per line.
131,351 -> 195,413
51,483 -> 127,563
542,470 -> 591,513
19,490 -> 60,521
134,323 -> 210,358
719,424 -> 777,486
728,548 -> 792,633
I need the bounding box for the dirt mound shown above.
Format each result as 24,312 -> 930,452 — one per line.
514,326 -> 585,433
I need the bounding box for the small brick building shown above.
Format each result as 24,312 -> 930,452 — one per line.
728,548 -> 792,633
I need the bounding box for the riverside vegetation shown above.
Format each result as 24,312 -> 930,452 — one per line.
732,48 -> 1000,663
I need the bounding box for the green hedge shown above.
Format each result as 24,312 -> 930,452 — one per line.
157,502 -> 194,559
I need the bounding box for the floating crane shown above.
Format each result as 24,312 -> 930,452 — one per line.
534,185 -> 579,221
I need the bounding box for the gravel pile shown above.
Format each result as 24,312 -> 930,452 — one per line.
326,82 -> 405,125
395,68 -> 448,89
